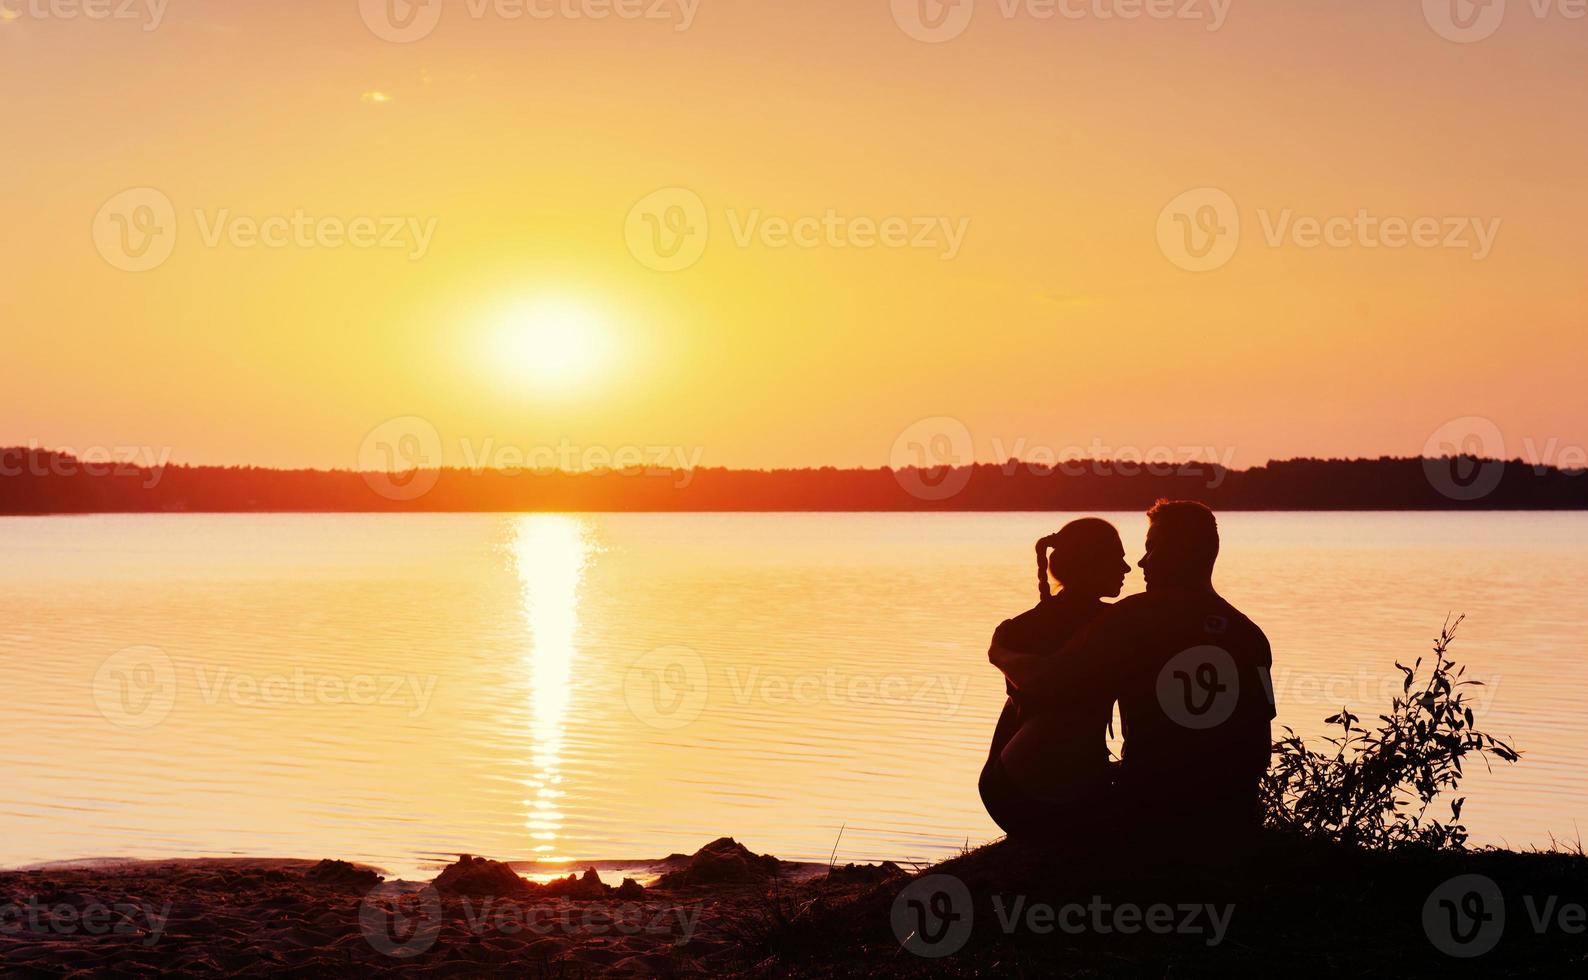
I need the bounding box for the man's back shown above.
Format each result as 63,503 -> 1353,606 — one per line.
1084,589 -> 1275,824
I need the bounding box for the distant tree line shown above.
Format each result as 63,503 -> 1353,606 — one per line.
1,448 -> 1583,514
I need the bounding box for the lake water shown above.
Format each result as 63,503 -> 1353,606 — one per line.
3,512 -> 1585,878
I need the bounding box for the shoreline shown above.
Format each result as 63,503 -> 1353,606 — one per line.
6,837 -> 1587,976
0,840 -> 888,976
5,852 -> 840,887
4,452 -> 1585,514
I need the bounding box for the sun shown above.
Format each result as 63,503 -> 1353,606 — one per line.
488,300 -> 611,393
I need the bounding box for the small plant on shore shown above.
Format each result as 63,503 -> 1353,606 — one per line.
1260,617 -> 1519,850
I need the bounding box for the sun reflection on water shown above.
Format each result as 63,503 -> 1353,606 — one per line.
511,515 -> 592,863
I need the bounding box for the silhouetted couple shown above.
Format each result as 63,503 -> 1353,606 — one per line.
979,500 -> 1276,849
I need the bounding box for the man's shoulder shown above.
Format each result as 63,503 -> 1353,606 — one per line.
1211,596 -> 1269,641
1202,597 -> 1272,669
1104,590 -> 1267,642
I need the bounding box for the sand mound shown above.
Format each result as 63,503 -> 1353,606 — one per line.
303,859 -> 382,890
825,861 -> 906,885
537,868 -> 647,900
656,838 -> 785,888
434,856 -> 646,901
432,854 -> 534,897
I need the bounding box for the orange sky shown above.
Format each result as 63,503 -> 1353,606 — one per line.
3,1 -> 1586,472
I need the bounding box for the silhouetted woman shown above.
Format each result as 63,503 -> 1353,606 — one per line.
978,518 -> 1131,839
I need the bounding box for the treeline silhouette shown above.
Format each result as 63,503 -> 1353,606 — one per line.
1,449 -> 1583,514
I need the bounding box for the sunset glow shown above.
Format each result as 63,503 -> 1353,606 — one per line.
487,300 -> 612,395
7,6 -> 1588,975
4,4 -> 1585,473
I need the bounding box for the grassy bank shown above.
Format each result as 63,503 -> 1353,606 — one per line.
738,833 -> 1588,977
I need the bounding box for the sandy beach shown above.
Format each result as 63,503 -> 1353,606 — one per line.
7,833 -> 1588,976
0,840 -> 901,977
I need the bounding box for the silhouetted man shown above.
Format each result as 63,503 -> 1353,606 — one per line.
996,500 -> 1275,842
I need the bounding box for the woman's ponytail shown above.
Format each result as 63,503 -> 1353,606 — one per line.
1035,532 -> 1061,601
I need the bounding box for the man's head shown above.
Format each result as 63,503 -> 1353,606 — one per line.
1139,499 -> 1219,591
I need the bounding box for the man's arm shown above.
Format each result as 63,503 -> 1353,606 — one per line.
1243,629 -> 1278,777
988,640 -> 1045,692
